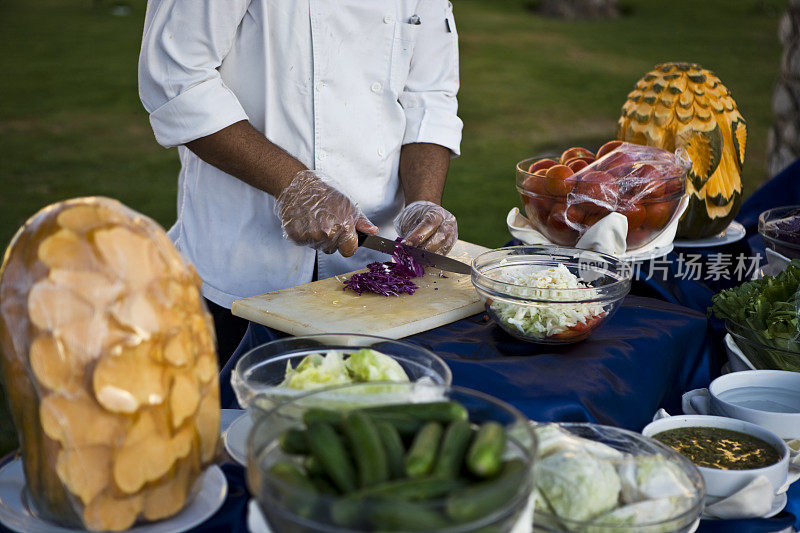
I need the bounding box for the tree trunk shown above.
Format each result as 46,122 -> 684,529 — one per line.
537,0 -> 619,20
767,0 -> 800,177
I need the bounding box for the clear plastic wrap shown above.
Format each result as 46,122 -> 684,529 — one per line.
517,141 -> 691,249
0,197 -> 220,531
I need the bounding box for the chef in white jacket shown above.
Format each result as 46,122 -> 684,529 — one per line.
138,0 -> 463,363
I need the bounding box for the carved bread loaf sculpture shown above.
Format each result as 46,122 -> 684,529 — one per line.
0,197 -> 220,531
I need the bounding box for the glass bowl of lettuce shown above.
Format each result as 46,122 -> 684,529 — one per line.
231,334 -> 452,419
532,423 -> 705,532
710,260 -> 800,372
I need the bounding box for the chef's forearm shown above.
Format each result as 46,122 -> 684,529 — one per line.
184,120 -> 306,197
398,143 -> 451,205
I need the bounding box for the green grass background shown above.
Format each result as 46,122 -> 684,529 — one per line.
0,0 -> 786,453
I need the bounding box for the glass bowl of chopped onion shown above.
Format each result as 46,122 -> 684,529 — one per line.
231,334 -> 453,420
471,246 -> 632,344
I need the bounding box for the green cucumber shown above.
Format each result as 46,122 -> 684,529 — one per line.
279,428 -> 309,455
267,461 -> 317,518
306,422 -> 357,493
466,421 -> 506,478
361,401 -> 468,423
310,475 -> 338,495
343,411 -> 389,487
433,419 -> 473,478
303,408 -> 344,426
369,500 -> 449,531
349,476 -> 464,501
404,422 -> 443,478
268,461 -> 316,492
330,475 -> 466,526
375,421 -> 405,479
365,412 -> 424,435
446,459 -> 527,523
303,455 -> 325,478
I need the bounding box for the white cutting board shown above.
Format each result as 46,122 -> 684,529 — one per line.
231,240 -> 489,339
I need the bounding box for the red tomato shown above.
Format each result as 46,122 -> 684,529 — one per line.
545,211 -> 579,245
644,201 -> 673,229
521,175 -> 547,196
619,203 -> 646,229
528,158 -> 557,174
595,140 -> 623,159
626,228 -> 652,248
560,147 -> 595,164
544,165 -> 576,197
524,196 -> 554,225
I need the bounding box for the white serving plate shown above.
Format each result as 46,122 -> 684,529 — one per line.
0,459 -> 227,533
673,221 -> 746,248
223,412 -> 252,467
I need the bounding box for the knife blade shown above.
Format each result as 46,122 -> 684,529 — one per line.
357,232 -> 472,275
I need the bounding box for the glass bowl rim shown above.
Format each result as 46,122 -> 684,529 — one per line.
470,245 -> 633,305
532,421 -> 706,530
246,382 -> 538,531
516,156 -> 686,183
233,333 -> 454,392
724,320 -> 800,356
757,205 -> 800,251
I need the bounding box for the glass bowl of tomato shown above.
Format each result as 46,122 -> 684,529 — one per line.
516,141 -> 687,250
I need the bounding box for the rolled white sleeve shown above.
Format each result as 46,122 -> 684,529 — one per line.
138,0 -> 252,148
399,0 -> 463,157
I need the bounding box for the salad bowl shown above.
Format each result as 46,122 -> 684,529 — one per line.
471,246 -> 632,344
231,334 -> 452,419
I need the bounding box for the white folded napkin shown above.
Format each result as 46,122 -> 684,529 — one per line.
507,195 -> 688,258
723,334 -> 757,372
247,500 -> 271,533
703,475 -> 775,519
763,248 -> 792,277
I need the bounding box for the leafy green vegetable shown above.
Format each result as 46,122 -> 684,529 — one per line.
709,260 -> 800,369
279,349 -> 410,390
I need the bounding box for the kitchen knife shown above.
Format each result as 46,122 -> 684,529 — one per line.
357,232 -> 472,275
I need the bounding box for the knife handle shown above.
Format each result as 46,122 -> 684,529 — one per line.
356,231 -> 367,247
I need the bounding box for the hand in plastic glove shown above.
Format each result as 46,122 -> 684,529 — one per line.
394,200 -> 458,254
275,170 -> 378,257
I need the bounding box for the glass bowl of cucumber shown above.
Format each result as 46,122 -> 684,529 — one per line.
246,382 -> 537,533
231,334 -> 453,420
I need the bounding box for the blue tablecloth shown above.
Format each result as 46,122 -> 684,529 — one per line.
206,160 -> 800,533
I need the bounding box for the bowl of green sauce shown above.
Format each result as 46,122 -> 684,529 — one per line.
642,415 -> 791,501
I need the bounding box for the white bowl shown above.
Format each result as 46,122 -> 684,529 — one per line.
642,415 -> 790,499
682,370 -> 800,440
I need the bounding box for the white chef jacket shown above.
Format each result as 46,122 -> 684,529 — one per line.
138,0 -> 463,308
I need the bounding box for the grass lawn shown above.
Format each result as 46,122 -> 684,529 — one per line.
0,0 -> 786,454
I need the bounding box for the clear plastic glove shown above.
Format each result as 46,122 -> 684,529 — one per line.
275,170 -> 378,257
394,200 -> 458,254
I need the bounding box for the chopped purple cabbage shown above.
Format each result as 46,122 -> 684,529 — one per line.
773,213 -> 800,245
342,239 -> 426,296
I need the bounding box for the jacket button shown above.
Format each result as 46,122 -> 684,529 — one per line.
383,14 -> 393,24
371,82 -> 382,93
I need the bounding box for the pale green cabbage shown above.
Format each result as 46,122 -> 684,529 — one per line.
344,348 -> 410,383
278,349 -> 409,390
537,450 -> 621,522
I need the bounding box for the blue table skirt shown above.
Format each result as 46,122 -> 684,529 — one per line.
221,296 -> 718,430
211,295 -> 796,532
